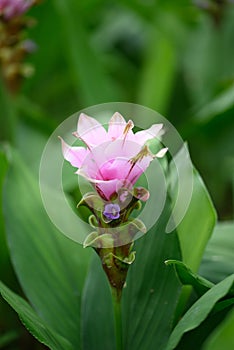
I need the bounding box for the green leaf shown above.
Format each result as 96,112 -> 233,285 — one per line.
194,83 -> 234,123
0,281 -> 73,350
81,255 -> 116,350
81,199 -> 181,350
14,121 -> 49,177
200,221 -> 234,284
137,23 -> 177,115
122,201 -> 181,350
53,0 -> 120,105
167,146 -> 217,319
203,307 -> 234,350
0,149 -> 9,271
165,259 -> 214,297
169,154 -> 217,271
3,148 -> 91,349
0,77 -> 17,142
166,274 -> 234,350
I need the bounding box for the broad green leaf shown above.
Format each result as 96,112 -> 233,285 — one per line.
203,307 -> 234,350
183,8 -> 234,107
165,259 -> 214,297
137,27 -> 177,115
168,146 -> 217,319
166,274 -> 234,350
15,122 -> 48,177
169,158 -> 217,271
81,254 -> 115,350
53,0 -> 120,105
171,300 -> 234,350
82,197 -> 180,350
3,148 -> 91,349
194,83 -> 234,123
0,281 -> 73,350
200,222 -> 234,284
23,1 -> 65,96
0,148 -> 23,340
81,200 -> 181,350
122,201 -> 181,350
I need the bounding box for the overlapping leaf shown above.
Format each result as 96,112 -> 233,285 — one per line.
165,259 -> 214,297
203,306 -> 234,350
200,222 -> 234,284
82,198 -> 182,350
166,274 -> 234,350
2,148 -> 91,349
0,281 -> 73,350
81,255 -> 116,350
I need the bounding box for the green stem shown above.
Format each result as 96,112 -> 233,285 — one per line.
0,76 -> 17,143
112,289 -> 123,350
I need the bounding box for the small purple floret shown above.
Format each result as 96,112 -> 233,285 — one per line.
103,203 -> 120,220
22,39 -> 37,53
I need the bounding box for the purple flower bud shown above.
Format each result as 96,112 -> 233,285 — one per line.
21,39 -> 37,53
103,203 -> 120,220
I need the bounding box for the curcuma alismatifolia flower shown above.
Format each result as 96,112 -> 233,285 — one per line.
60,112 -> 168,298
60,112 -> 167,201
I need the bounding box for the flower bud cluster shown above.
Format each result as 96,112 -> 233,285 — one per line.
79,185 -> 149,249
78,185 -> 149,295
0,0 -> 38,93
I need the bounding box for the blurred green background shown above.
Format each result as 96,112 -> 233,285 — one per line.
0,0 -> 233,348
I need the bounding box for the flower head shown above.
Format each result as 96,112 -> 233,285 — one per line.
60,112 -> 167,200
0,0 -> 33,20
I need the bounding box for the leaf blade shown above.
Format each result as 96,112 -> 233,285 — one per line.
81,254 -> 116,350
166,274 -> 234,350
122,201 -> 182,350
0,281 -> 73,350
203,307 -> 234,350
165,259 -> 214,296
3,148 -> 91,349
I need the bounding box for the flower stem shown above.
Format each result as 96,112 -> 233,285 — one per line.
112,289 -> 123,350
0,76 -> 17,143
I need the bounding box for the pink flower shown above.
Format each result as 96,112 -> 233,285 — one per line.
0,0 -> 33,20
60,113 -> 168,200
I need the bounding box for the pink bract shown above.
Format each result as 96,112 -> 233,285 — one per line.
60,112 -> 168,200
0,0 -> 33,20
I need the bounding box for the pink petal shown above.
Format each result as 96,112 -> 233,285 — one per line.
99,156 -> 151,187
76,139 -> 138,180
59,137 -> 88,168
134,124 -> 163,145
104,139 -> 141,160
2,0 -> 33,19
79,141 -> 115,179
77,113 -> 108,148
95,179 -> 121,200
126,155 -> 153,184
108,112 -> 127,140
99,158 -> 132,181
77,170 -> 120,200
108,112 -> 136,142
